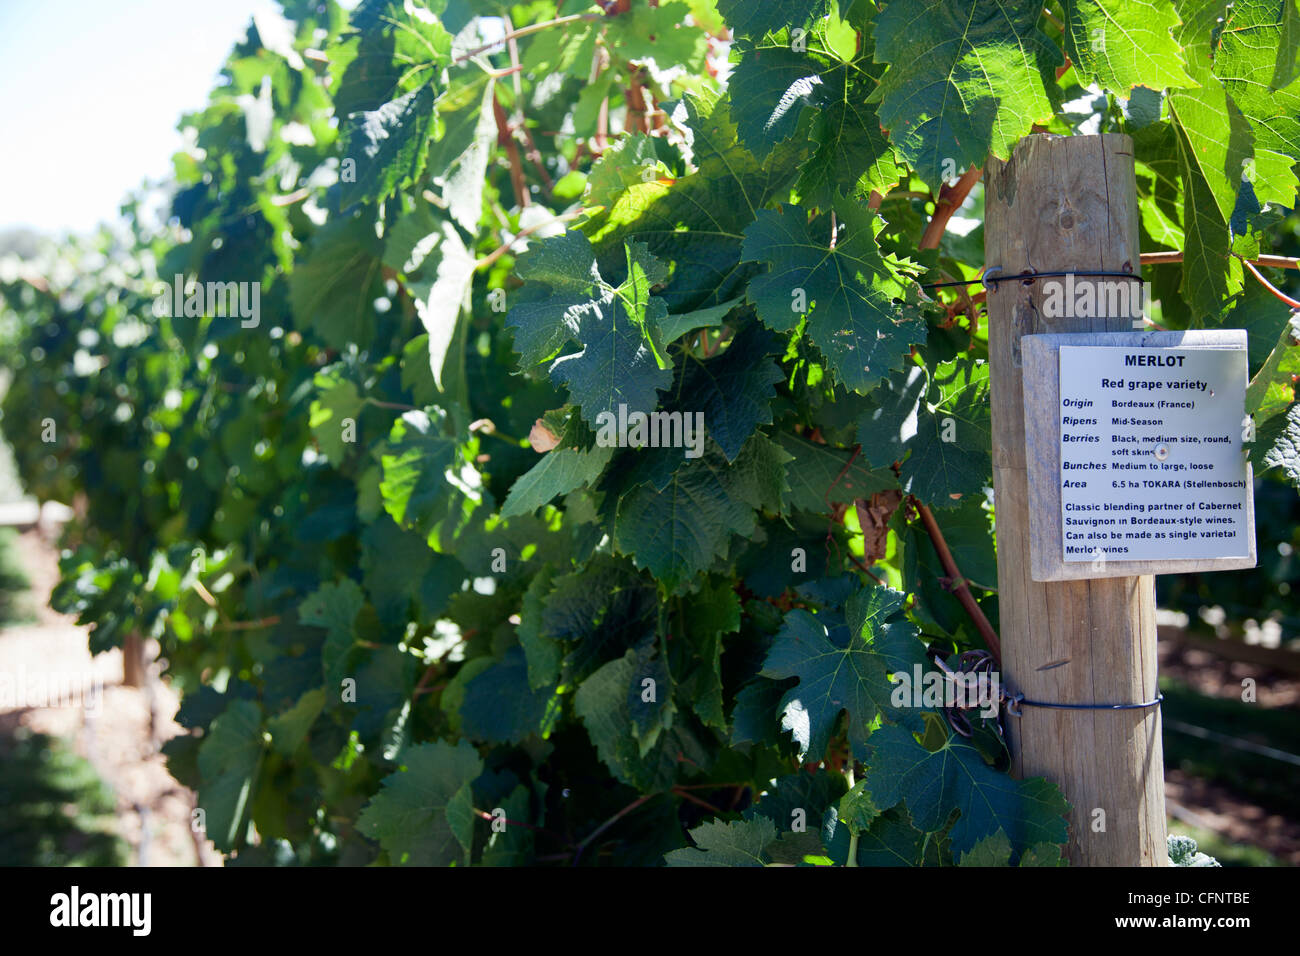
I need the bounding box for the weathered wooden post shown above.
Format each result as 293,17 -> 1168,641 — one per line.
985,134 -> 1166,865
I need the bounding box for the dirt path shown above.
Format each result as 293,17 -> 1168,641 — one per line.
0,526 -> 219,866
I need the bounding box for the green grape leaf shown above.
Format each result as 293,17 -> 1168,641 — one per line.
862,724 -> 1070,856
300,579 -> 365,691
741,202 -> 925,394
674,324 -> 784,462
549,294 -> 673,425
501,416 -> 614,518
329,0 -> 452,117
776,432 -> 897,511
858,357 -> 991,507
680,580 -> 742,731
606,1 -> 708,69
406,221 -> 476,391
1213,0 -> 1300,213
506,231 -> 601,367
1062,0 -> 1195,93
715,0 -> 831,37
425,77 -> 496,232
586,134 -> 673,210
800,62 -> 903,206
614,435 -> 789,591
838,780 -> 882,835
340,83 -> 438,211
664,817 -> 779,866
626,637 -> 675,756
729,44 -> 825,159
508,232 -> 671,423
356,740 -> 482,866
827,806 -> 926,866
196,699 -> 264,852
360,516 -> 464,627
730,676 -> 797,747
267,689 -> 326,757
1260,401 -> 1300,483
459,646 -> 561,744
759,586 -> 927,761
542,554 -> 659,682
957,828 -> 1014,865
745,769 -> 849,834
379,411 -> 481,549
573,646 -> 709,790
516,566 -> 563,690
871,0 -> 1062,186
654,298 -> 742,345
585,90 -> 804,313
289,214 -> 384,350
310,367 -> 364,462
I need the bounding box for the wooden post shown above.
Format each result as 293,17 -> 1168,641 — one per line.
122,632 -> 147,688
984,134 -> 1167,865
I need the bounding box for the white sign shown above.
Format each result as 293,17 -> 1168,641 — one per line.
1058,345 -> 1250,563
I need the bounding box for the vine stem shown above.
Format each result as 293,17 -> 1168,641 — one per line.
844,764 -> 859,867
475,211 -> 582,270
1241,257 -> 1300,310
914,499 -> 1002,666
451,13 -> 602,64
572,793 -> 656,865
1143,251 -> 1300,308
919,164 -> 982,250
1140,250 -> 1300,270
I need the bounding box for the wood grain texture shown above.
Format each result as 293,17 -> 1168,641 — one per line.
1022,331 -> 1257,581
985,134 -> 1166,865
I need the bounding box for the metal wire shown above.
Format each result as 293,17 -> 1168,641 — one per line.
920,267 -> 1145,293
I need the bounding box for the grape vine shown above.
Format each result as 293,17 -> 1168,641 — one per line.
2,0 -> 1299,867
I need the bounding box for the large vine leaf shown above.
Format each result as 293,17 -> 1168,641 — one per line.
741,202 -> 925,394
289,214 -> 384,350
862,724 -> 1070,857
356,740 -> 482,866
1212,0 -> 1300,213
857,357 -> 992,508
870,0 -> 1062,186
800,61 -> 903,206
613,435 -> 790,591
196,699 -> 264,852
507,233 -> 672,424
671,324 -> 784,462
501,412 -> 614,518
329,0 -> 452,117
664,817 -> 779,866
1062,0 -> 1195,93
573,646 -> 709,791
759,586 -> 928,762
339,83 -> 438,211
584,90 -> 805,313
459,646 -> 561,744
715,0 -> 833,38
379,411 -> 482,549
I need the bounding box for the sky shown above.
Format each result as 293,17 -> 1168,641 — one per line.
0,0 -> 285,236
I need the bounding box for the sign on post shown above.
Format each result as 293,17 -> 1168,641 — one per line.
1022,330 -> 1257,582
